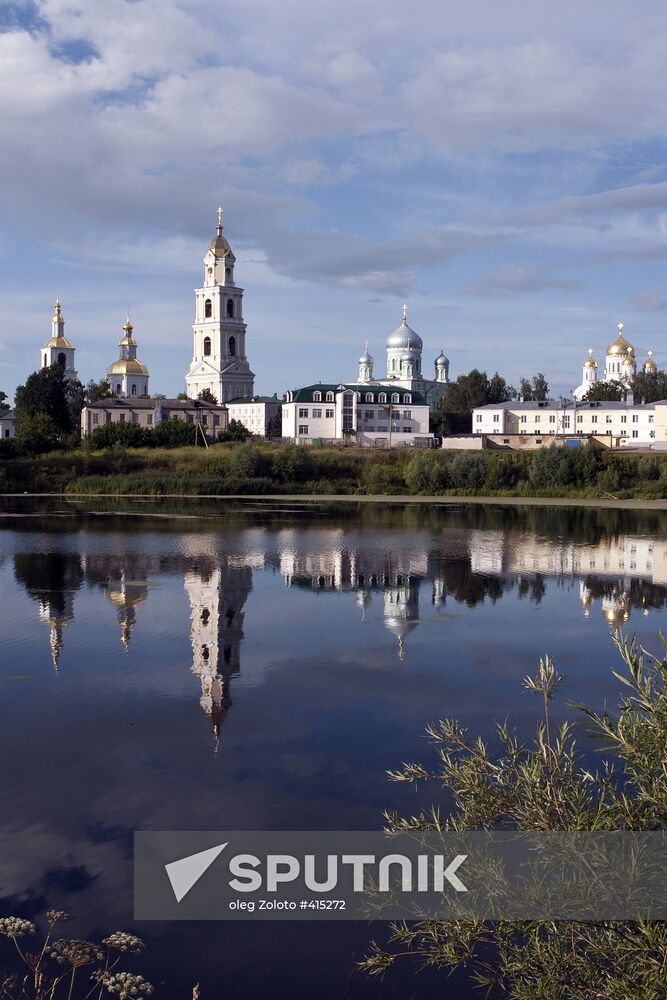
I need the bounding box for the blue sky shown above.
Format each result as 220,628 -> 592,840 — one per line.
0,0 -> 666,400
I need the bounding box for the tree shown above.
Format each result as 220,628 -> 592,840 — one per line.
633,368 -> 667,404
0,390 -> 9,414
487,372 -> 515,405
434,370 -> 514,435
584,380 -> 627,402
197,388 -> 218,404
89,421 -> 147,449
266,409 -> 283,439
518,373 -> 550,401
217,418 -> 250,442
150,418 -> 200,448
14,413 -> 60,454
15,365 -> 73,444
363,634 -> 667,997
86,378 -> 113,403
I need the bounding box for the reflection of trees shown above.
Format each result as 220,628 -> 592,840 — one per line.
14,552 -> 83,614
582,576 -> 667,612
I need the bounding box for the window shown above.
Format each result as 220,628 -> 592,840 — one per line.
227,299 -> 234,318
549,415 -> 555,423
298,425 -> 309,435
403,410 -> 411,419
577,414 -> 583,423
493,414 -> 500,423
131,412 -> 138,423
131,384 -> 137,396
591,415 -> 598,424
378,393 -> 387,403
299,408 -> 308,418
116,383 -> 121,395
312,409 -> 322,418
147,414 -> 153,426
632,414 -> 639,423
203,336 -> 211,356
404,394 -> 411,404
92,413 -> 99,425
365,393 -> 374,402
476,414 -> 482,423
228,336 -> 236,356
325,409 -> 334,418
606,416 -> 612,424
313,391 -> 321,402
649,415 -> 654,423
43,354 -> 48,368
365,410 -> 374,419
520,415 -> 527,423
632,430 -> 639,438
119,413 -> 126,423
204,299 -> 212,318
57,352 -> 66,367
534,415 -> 540,423
391,393 -> 399,403
326,391 -> 334,402
378,425 -> 388,432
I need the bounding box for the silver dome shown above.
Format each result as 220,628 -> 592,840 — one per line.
435,350 -> 449,366
387,318 -> 423,350
359,349 -> 374,364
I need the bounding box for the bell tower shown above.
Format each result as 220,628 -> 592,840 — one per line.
185,208 -> 255,404
41,299 -> 77,381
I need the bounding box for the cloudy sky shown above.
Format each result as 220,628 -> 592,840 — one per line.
1,0 -> 666,399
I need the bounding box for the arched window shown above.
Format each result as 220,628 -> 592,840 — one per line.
404,394 -> 411,404
203,336 -> 211,356
326,391 -> 334,402
57,352 -> 66,367
204,299 -> 212,318
391,393 -> 399,403
378,393 -> 387,403
228,336 -> 236,356
43,354 -> 48,368
313,391 -> 321,401
116,383 -> 122,395
365,393 -> 374,402
227,298 -> 234,318
131,384 -> 137,396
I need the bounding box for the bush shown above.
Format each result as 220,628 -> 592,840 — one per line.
89,421 -> 147,449
448,452 -> 487,492
15,413 -> 61,455
226,443 -> 270,479
272,444 -> 314,483
149,418 -> 200,448
404,452 -> 447,493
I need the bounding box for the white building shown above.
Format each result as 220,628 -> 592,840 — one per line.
282,383 -> 433,446
105,316 -> 150,398
226,395 -> 282,436
81,396 -> 228,439
472,398 -> 667,448
351,305 -> 450,411
185,208 -> 255,404
41,299 -> 77,381
0,409 -> 16,439
573,322 -> 655,400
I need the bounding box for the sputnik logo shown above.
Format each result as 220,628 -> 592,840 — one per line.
165,843 -> 228,903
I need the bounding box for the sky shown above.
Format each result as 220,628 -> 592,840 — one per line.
0,0 -> 666,400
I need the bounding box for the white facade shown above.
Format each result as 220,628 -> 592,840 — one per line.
473,398 -> 667,447
351,306 -> 450,411
0,409 -> 16,439
106,317 -> 150,398
282,383 -> 433,446
226,396 -> 281,436
41,299 -> 77,381
185,209 -> 255,404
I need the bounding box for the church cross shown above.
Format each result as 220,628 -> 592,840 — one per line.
217,206 -> 223,228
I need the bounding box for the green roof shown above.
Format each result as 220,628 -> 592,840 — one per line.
287,384 -> 427,404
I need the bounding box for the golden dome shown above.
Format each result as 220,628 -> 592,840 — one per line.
644,350 -> 657,372
108,358 -> 149,376
44,335 -> 72,349
606,323 -> 635,357
583,348 -> 597,368
119,335 -> 138,348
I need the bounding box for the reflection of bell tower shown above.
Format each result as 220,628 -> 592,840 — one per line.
184,560 -> 252,743
383,575 -> 420,659
38,595 -> 75,670
13,552 -> 83,671
107,573 -> 149,650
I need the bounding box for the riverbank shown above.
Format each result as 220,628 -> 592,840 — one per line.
1,441 -> 666,501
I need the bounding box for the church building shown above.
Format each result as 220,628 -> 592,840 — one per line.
41,299 -> 77,381
573,322 -> 655,401
105,316 -> 150,398
185,208 -> 255,404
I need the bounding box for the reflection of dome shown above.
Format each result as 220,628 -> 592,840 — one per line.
607,324 -> 634,357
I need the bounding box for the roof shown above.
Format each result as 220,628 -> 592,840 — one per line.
0,408 -> 16,421
107,359 -> 149,376
83,398 -> 227,411
286,383 -> 427,404
476,399 -> 666,411
43,336 -> 73,349
227,396 -> 281,405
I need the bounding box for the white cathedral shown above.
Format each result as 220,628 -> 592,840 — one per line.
353,304 -> 450,410
185,208 -> 255,403
573,322 -> 656,400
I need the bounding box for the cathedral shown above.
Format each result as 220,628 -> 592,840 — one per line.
573,322 -> 656,400
106,316 -> 150,398
185,208 -> 255,404
353,304 -> 450,411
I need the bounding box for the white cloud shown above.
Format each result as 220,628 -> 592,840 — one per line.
633,289 -> 667,313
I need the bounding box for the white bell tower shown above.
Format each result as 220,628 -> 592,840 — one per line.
185,208 -> 255,404
41,299 -> 77,381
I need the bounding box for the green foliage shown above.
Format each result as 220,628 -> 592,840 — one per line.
448,452 -> 487,491
272,443 -> 315,483
85,378 -> 113,403
89,421 -> 148,449
14,412 -> 60,455
217,418 -> 250,442
584,380 -> 628,402
518,372 -> 549,401
266,409 -> 283,439
226,443 -> 270,478
433,370 -> 515,434
633,368 -> 667,404
150,418 -> 199,448
363,635 -> 667,997
15,365 -> 74,439
197,388 -> 218,404
0,390 -> 9,413
404,452 -> 447,493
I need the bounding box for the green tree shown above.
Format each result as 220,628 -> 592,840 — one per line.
519,373 -> 550,401
15,365 -> 75,446
197,388 -> 218,404
363,635 -> 667,998
218,418 -> 250,443
487,372 -> 515,405
404,452 -> 447,494
89,421 -> 147,449
149,418 -> 199,448
15,412 -> 60,454
227,443 -> 269,478
266,409 -> 283,439
584,380 -> 627,402
272,443 -> 314,483
0,390 -> 9,413
86,378 -> 113,403
633,368 -> 667,404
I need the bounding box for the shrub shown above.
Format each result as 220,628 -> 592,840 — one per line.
448,452 -> 487,492
89,421 -> 147,449
226,443 -> 270,479
403,452 -> 447,494
149,419 -> 200,448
